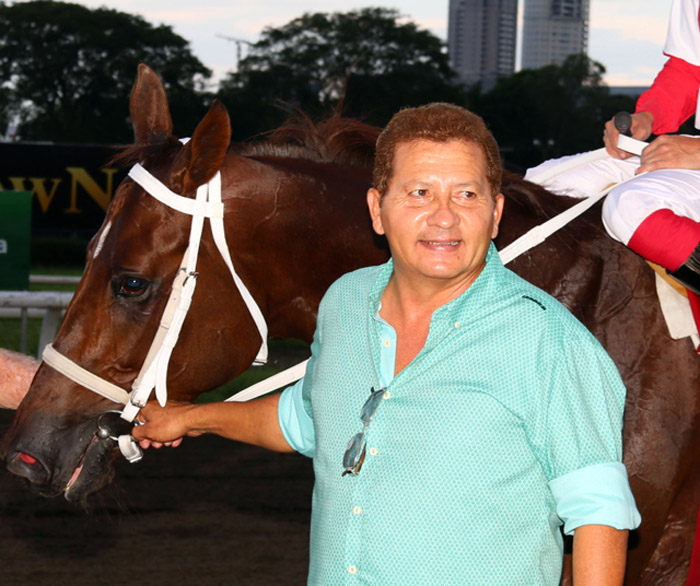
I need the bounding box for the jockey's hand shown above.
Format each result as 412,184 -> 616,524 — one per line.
637,135 -> 700,174
132,400 -> 199,449
604,111 -> 654,159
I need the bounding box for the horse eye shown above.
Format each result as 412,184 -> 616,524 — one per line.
118,276 -> 148,297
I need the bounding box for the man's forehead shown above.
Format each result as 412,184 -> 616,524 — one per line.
394,138 -> 483,157
392,139 -> 487,168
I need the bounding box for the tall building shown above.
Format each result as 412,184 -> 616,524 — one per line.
521,0 -> 590,70
447,0 -> 518,90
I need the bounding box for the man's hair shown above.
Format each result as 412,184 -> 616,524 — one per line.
373,103 -> 502,197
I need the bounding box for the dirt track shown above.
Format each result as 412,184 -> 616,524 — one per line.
0,407 -> 314,586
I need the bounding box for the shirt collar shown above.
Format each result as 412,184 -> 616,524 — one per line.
369,241 -> 504,323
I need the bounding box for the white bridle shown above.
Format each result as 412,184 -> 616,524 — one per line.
41,158 -> 270,461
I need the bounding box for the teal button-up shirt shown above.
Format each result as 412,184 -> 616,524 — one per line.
279,243 -> 641,585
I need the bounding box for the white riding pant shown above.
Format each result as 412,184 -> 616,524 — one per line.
525,152 -> 700,245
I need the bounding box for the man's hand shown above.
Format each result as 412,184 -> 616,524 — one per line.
132,400 -> 197,449
604,111 -> 654,159
131,394 -> 294,453
637,134 -> 700,174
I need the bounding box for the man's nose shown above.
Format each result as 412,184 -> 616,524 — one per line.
427,198 -> 459,228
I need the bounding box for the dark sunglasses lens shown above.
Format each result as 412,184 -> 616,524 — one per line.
360,388 -> 384,423
343,432 -> 365,469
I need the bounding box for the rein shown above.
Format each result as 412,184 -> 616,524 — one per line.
42,159 -> 270,461
40,136 -> 648,463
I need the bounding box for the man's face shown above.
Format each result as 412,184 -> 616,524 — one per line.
367,139 -> 504,291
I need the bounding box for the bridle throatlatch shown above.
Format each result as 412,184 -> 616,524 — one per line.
41,158 -> 269,462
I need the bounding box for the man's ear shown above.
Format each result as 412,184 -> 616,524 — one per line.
491,193 -> 505,239
367,188 -> 385,235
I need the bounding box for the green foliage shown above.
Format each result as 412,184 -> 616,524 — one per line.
217,7 -> 466,139
467,54 -> 637,171
0,0 -> 212,143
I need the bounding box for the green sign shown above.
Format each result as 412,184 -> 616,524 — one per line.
0,190 -> 32,289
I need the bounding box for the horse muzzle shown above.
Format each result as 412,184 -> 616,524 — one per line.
4,412 -> 126,503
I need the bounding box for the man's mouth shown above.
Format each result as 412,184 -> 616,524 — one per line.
422,240 -> 460,247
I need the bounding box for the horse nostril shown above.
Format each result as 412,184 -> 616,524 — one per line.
7,451 -> 50,485
18,452 -> 38,465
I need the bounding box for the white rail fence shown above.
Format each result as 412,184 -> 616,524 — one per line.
0,275 -> 79,358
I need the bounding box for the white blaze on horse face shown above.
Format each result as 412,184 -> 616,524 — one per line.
92,220 -> 112,260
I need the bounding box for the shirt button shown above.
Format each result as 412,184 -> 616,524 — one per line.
383,391 -> 391,399
368,447 -> 378,456
454,321 -> 461,328
383,339 -> 391,347
353,506 -> 362,515
348,565 -> 358,574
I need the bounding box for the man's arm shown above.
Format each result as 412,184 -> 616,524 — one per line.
0,348 -> 38,409
603,54 -> 700,160
131,394 -> 295,453
635,56 -> 700,135
572,524 -> 628,585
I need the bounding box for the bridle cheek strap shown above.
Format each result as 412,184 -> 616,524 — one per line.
126,163 -> 268,412
41,159 -> 269,461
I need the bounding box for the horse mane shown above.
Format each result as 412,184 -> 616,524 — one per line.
108,136 -> 183,168
109,111 -> 379,170
235,109 -> 379,168
502,169 -> 566,221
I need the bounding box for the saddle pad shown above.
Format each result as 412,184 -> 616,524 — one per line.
653,268 -> 700,349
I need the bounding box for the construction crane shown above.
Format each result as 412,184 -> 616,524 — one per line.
217,35 -> 253,68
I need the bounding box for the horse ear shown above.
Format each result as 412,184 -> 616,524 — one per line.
129,63 -> 173,144
170,100 -> 231,194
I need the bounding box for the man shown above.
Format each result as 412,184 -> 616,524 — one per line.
526,0 -> 700,296
133,103 -> 640,585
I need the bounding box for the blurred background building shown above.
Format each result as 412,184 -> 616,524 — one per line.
447,0 -> 518,90
521,0 -> 590,69
448,0 -> 591,89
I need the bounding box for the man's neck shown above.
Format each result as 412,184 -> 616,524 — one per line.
380,265 -> 484,325
379,269 -> 483,375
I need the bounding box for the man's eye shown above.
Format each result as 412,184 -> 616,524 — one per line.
410,189 -> 428,197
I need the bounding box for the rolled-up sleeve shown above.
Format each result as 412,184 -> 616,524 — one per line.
549,461 -> 641,535
278,378 -> 316,458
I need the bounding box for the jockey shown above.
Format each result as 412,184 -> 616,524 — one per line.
525,0 -> 700,296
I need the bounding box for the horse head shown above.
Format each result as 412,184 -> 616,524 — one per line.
1,65 -> 266,504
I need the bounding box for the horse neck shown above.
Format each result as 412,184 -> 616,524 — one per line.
218,154 -> 387,344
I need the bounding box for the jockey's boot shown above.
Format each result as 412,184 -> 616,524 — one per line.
669,242 -> 700,296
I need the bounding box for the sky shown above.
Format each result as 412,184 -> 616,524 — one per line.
66,0 -> 673,88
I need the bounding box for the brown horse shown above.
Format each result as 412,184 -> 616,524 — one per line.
2,64 -> 699,585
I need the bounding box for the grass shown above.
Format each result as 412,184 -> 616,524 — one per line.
0,316 -> 43,356
0,264 -> 83,355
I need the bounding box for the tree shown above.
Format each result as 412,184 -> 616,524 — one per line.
0,1 -> 212,143
217,8 -> 466,139
468,54 -> 636,171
